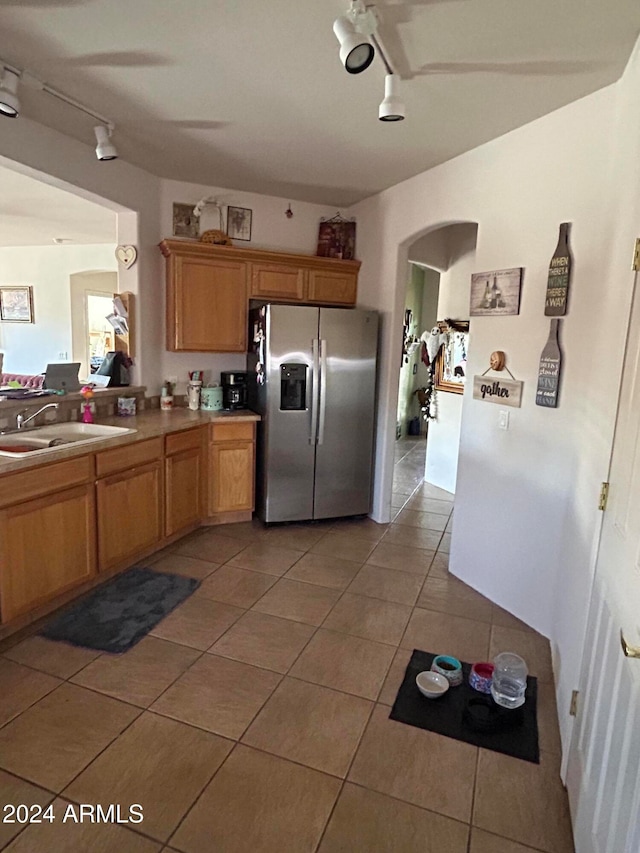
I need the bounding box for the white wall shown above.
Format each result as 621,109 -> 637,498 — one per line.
159,180 -> 339,391
0,244 -> 117,375
350,81 -> 627,762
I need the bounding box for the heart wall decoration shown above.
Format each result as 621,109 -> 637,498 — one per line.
115,245 -> 138,269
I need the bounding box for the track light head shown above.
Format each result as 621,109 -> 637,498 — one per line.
333,15 -> 374,74
379,73 -> 405,122
94,125 -> 118,161
0,68 -> 20,118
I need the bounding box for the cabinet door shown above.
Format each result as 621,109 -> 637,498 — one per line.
169,255 -> 247,352
250,262 -> 306,302
166,447 -> 201,537
307,269 -> 357,305
209,440 -> 255,514
96,461 -> 163,572
0,485 -> 96,623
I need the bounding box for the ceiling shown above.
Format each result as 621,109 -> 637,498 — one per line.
0,1 -> 639,206
0,165 -> 116,246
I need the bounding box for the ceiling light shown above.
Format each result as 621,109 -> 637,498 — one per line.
0,68 -> 20,118
94,125 -> 118,161
379,74 -> 405,122
333,15 -> 375,74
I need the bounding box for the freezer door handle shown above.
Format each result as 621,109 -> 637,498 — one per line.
318,339 -> 327,445
310,338 -> 319,444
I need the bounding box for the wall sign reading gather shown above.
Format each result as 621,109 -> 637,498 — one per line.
473,376 -> 523,408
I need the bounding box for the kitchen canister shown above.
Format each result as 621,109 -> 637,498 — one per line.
200,384 -> 224,411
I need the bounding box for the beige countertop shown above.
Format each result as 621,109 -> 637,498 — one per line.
0,408 -> 260,476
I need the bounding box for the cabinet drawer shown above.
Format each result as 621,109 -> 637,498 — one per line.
210,421 -> 255,443
0,455 -> 93,509
166,427 -> 203,456
96,437 -> 163,477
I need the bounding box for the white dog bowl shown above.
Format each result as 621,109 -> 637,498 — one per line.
416,670 -> 449,699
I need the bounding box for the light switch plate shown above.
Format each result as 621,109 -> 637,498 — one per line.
498,410 -> 510,430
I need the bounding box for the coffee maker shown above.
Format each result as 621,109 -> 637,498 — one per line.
221,371 -> 248,410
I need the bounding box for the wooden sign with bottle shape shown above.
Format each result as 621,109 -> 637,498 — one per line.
536,318 -> 562,407
545,223 -> 571,316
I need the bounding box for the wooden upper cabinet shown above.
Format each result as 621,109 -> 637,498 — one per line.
250,262 -> 305,302
307,269 -> 358,306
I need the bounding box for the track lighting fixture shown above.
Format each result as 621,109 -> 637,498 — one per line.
333,14 -> 375,74
94,125 -> 118,161
0,68 -> 20,118
378,73 -> 405,122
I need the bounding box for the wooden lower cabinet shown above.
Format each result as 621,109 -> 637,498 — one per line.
209,439 -> 255,515
96,461 -> 163,572
0,484 -> 96,623
166,447 -> 202,536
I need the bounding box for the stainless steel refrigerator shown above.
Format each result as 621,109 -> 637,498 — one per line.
248,304 -> 378,523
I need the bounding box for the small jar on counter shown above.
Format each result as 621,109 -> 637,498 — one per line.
160,381 -> 174,411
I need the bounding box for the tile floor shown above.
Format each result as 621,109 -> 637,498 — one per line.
0,437 -> 574,852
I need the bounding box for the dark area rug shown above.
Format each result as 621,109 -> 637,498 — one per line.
390,649 -> 539,763
40,567 -> 199,654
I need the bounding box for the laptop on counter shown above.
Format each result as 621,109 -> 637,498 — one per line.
43,363 -> 81,393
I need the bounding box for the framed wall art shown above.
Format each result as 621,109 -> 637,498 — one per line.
470,267 -> 523,317
316,213 -> 356,260
172,202 -> 199,239
227,206 -> 252,241
434,322 -> 469,394
0,286 -> 34,323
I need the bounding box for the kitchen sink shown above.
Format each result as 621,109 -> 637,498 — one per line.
0,423 -> 136,458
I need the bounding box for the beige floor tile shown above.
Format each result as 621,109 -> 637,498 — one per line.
151,654 -> 280,739
392,482 -> 418,496
261,525 -> 328,551
310,531 -> 376,563
252,579 -> 340,626
417,483 -> 454,501
6,797 -> 162,853
290,629 -> 395,700
391,492 -> 409,509
536,680 -> 562,756
347,564 -> 424,606
0,770 -> 54,849
394,509 -> 448,531
469,828 -> 544,853
285,552 -> 363,590
323,593 -> 412,646
489,625 -> 553,682
383,525 -> 443,551
401,608 -> 491,662
349,705 -> 476,822
404,495 -> 453,515
473,749 -> 574,853
209,610 -> 314,673
492,603 -> 536,633
318,783 -> 469,853
417,576 -> 494,624
174,530 -> 246,563
0,683 -> 139,791
439,533 -> 452,553
150,552 -> 219,580
150,597 -> 244,650
378,647 -> 414,706
196,565 -> 276,607
171,745 -> 340,853
65,713 -> 232,843
217,519 -> 269,540
428,552 -> 450,578
0,658 -> 61,727
71,636 -> 199,707
329,518 -> 389,543
243,677 -> 372,777
3,636 -> 101,680
226,542 -> 304,576
366,541 -> 434,575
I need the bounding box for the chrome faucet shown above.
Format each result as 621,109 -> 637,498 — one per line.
16,402 -> 59,430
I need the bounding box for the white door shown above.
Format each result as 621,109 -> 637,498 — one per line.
566,272 -> 640,852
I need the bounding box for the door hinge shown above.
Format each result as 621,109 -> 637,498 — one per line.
633,239 -> 640,272
598,482 -> 609,511
570,690 -> 579,717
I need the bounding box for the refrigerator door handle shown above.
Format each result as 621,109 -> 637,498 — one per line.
310,338 -> 319,444
318,338 -> 327,445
